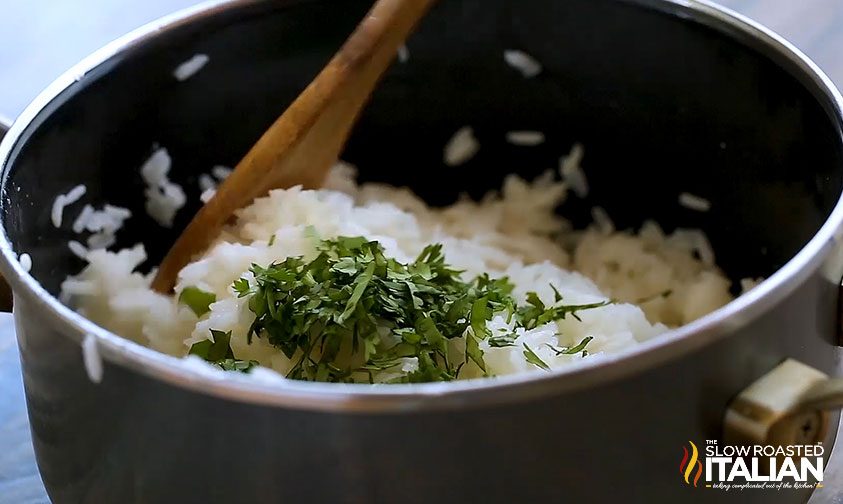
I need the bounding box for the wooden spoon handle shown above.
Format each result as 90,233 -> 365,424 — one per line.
152,0 -> 437,293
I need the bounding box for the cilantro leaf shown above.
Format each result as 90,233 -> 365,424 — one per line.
546,336 -> 594,356
465,333 -> 486,373
188,330 -> 258,373
217,358 -> 260,372
522,343 -> 550,371
179,286 -> 216,316
337,261 -> 375,323
488,332 -> 518,348
189,329 -> 234,361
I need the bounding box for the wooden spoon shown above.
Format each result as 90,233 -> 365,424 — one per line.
151,0 -> 437,293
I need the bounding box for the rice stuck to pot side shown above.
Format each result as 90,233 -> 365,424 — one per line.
443,126 -> 479,166
397,44 -> 410,63
678,192 -> 712,212
504,50 -> 543,78
62,151 -> 733,383
141,148 -> 186,228
506,131 -> 545,146
51,184 -> 87,228
173,53 -> 210,81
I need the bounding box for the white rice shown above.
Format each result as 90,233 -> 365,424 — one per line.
19,253 -> 32,273
71,203 -> 132,251
63,152 -> 734,382
173,54 -> 210,81
72,205 -> 94,233
96,205 -> 131,231
51,204 -> 62,229
87,232 -> 116,250
443,126 -> 479,166
81,333 -> 103,383
678,192 -> 712,212
200,188 -> 216,203
504,50 -> 542,78
62,278 -> 99,296
740,277 -> 764,294
691,231 -> 716,266
397,44 -> 410,63
197,166 -> 231,201
574,222 -> 729,326
68,240 -> 89,259
506,131 -> 545,146
211,165 -> 233,180
324,161 -> 359,195
141,147 -> 186,228
198,174 -> 216,193
591,206 -> 614,235
560,143 -> 588,198
51,184 -> 87,228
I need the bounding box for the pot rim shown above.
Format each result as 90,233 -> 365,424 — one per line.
1,0 -> 842,413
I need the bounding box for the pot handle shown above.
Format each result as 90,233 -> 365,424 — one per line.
724,359 -> 842,446
0,119 -> 13,312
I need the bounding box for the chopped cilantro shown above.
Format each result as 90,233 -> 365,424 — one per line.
178,286 -> 216,316
488,332 -> 518,348
189,329 -> 258,373
212,237 -> 607,382
522,343 -> 550,371
546,336 -> 595,356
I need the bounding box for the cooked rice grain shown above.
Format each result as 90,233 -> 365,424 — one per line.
560,143 -> 588,198
82,333 -> 103,383
19,253 -> 32,272
173,54 -> 209,81
141,147 -> 186,227
443,126 -> 479,166
397,45 -> 409,63
679,192 -> 712,212
506,131 -> 545,146
68,240 -> 89,259
51,184 -> 87,228
504,50 -> 542,78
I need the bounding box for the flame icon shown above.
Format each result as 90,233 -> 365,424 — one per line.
679,441 -> 703,487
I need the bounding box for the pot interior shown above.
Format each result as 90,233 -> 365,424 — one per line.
2,0 -> 842,300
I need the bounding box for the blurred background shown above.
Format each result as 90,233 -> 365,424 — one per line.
0,0 -> 842,503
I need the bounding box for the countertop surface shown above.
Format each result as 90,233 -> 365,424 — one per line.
1,1 -> 843,503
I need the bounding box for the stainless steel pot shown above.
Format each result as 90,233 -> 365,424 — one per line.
1,0 -> 843,502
